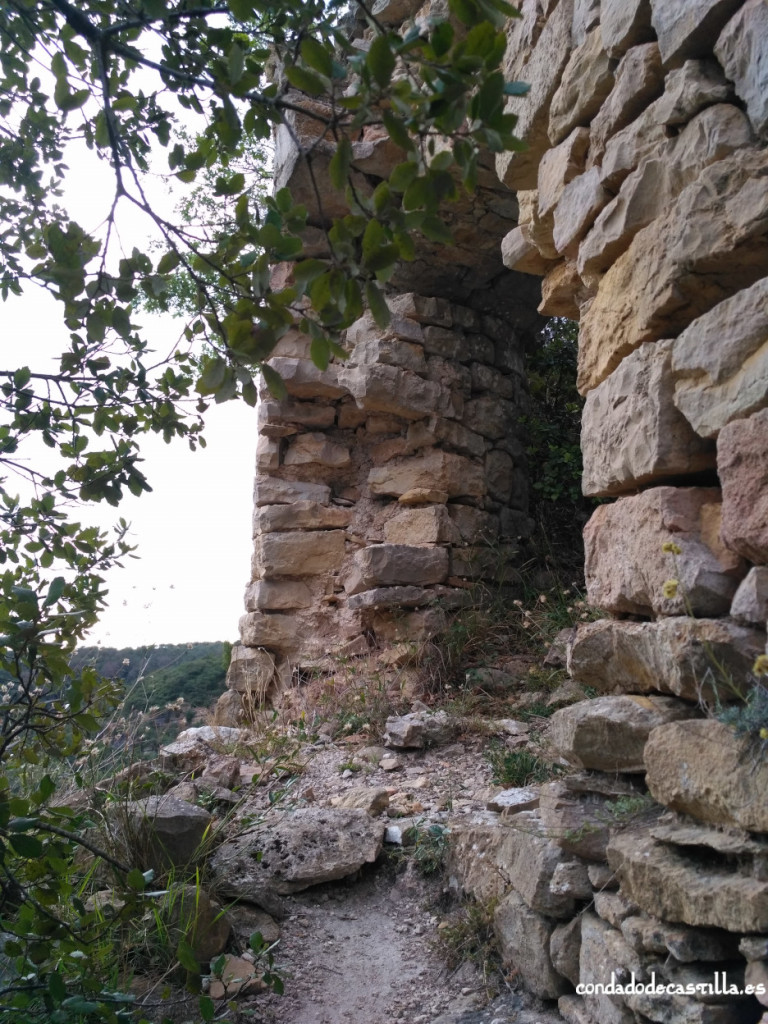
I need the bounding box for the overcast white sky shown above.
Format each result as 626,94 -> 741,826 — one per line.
2,130 -> 258,650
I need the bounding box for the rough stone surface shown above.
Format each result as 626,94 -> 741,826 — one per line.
601,0 -> 654,59
245,579 -> 313,612
226,645 -> 277,696
578,150 -> 768,394
333,786 -> 390,816
730,567 -> 768,626
346,544 -> 449,592
672,277 -> 768,439
548,28 -> 615,146
650,0 -> 745,66
579,913 -> 642,1024
590,43 -> 664,160
552,167 -> 610,257
494,889 -> 569,1000
718,408 -> 768,564
123,796 -> 213,872
253,477 -> 330,507
644,719 -> 768,833
368,451 -> 485,500
567,617 -> 765,702
582,339 -> 715,496
539,780 -> 623,861
209,807 -> 385,897
383,710 -> 454,749
255,530 -> 346,578
715,0 -> 768,140
583,487 -> 746,617
551,916 -> 582,987
548,695 -> 696,773
538,128 -> 591,218
607,829 -> 768,932
501,224 -> 556,275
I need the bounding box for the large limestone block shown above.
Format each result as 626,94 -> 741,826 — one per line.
601,0 -> 654,59
350,332 -> 427,376
548,695 -> 695,773
578,149 -> 768,394
538,261 -> 591,319
245,579 -> 313,611
338,363 -> 443,420
383,709 -> 454,749
501,224 -> 556,276
645,719 -> 768,832
283,433 -> 350,468
448,812 -> 579,918
568,617 -> 765,702
266,357 -> 348,399
124,796 -> 213,872
494,889 -> 569,1000
254,500 -> 352,535
572,0 -> 600,46
346,543 -> 449,592
254,530 -> 346,578
496,0 -> 574,191
590,43 -> 664,161
539,780 -> 616,861
583,487 -> 746,617
672,278 -> 768,438
253,477 -> 330,507
719,408 -> 768,563
538,128 -> 590,218
579,913 -> 644,1024
621,912 -> 739,962
368,450 -> 485,499
548,28 -> 615,146
581,340 -> 715,497
716,0 -> 768,140
209,808 -> 384,897
580,105 -> 753,286
226,644 -> 277,696
607,829 -> 768,932
259,399 -> 336,431
551,917 -> 582,987
650,0 -> 745,68
552,167 -> 610,258
731,567 -> 768,626
383,505 -> 460,545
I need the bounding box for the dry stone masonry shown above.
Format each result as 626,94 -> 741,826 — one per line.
221,0 -> 768,1020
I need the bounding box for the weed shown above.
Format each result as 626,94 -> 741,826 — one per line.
402,822 -> 450,876
433,897 -> 502,995
338,760 -> 362,774
486,743 -> 559,787
717,659 -> 768,753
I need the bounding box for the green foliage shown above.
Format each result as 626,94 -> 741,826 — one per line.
485,743 -> 557,787
401,822 -> 450,876
718,680 -> 768,749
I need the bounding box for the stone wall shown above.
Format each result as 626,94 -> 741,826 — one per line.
222,0 -> 768,1019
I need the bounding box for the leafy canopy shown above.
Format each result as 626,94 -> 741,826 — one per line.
0,0 -> 529,1018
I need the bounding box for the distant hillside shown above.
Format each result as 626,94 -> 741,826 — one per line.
71,642 -> 231,712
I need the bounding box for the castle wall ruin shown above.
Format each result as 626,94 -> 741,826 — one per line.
221,1 -> 768,1020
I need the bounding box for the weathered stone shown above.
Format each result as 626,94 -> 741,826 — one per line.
747,962 -> 768,1009
501,224 -> 556,275
539,780 -> 616,861
338,363 -> 443,421
166,884 -> 231,963
267,357 -> 348,399
123,796 -> 213,872
369,450 -> 485,499
255,435 -> 280,471
645,719 -> 768,833
558,995 -> 602,1024
387,292 -> 453,328
742,938 -> 768,962
447,506 -> 499,543
601,0 -> 654,58
650,0 -> 745,68
581,104 -> 753,287
332,787 -> 390,816
672,277 -> 768,439
346,308 -> 424,346
578,150 -> 768,394
656,58 -> 733,124
552,167 -> 611,257
494,889 -> 569,1000
347,586 -> 432,610
209,807 -> 384,898
245,579 -> 313,611
226,645 -> 277,696
595,891 -> 639,929
383,710 -> 454,749
572,0 -> 600,46
207,955 -> 263,999
719,408 -> 768,564
496,0 -> 575,191
625,982 -> 754,1023
487,787 -> 540,815
255,530 -> 346,578
462,396 -> 518,441
590,44 -> 664,160
351,333 -> 427,377
579,913 -> 642,1024
623,913 -> 738,962
254,500 -> 352,535
549,695 -> 695,773
589,863 -> 619,891
283,433 -> 350,468
549,29 -> 615,146
213,689 -> 245,727
581,339 -> 715,496
607,829 -> 768,932
550,860 -> 592,901
538,128 -> 591,219
253,477 -> 330,507
484,449 -> 516,503
383,505 -> 461,546
539,261 -> 590,319
583,487 -> 746,618
260,399 -> 336,430
567,617 -> 764,702
346,544 -> 448,594
731,567 -> 768,626
551,916 -> 582,987
716,0 -> 768,140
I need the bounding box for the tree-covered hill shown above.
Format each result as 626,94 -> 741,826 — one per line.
70,641 -> 232,712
